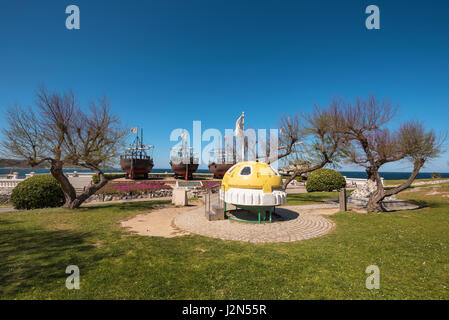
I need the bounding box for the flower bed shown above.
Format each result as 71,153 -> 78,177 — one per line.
201,181 -> 222,193
92,181 -> 173,201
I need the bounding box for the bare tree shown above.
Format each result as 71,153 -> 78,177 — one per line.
275,101 -> 347,189
2,86 -> 127,209
251,115 -> 300,167
336,95 -> 444,212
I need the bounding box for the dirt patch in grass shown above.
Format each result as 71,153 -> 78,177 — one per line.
121,201 -> 201,238
93,240 -> 103,248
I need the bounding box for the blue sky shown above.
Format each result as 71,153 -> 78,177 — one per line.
0,0 -> 448,171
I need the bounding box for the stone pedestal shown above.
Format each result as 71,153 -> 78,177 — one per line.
172,188 -> 188,206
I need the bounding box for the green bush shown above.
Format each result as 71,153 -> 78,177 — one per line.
11,175 -> 65,210
306,168 -> 346,192
432,173 -> 441,179
92,173 -> 126,184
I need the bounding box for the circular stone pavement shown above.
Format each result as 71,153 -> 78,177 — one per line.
174,205 -> 336,243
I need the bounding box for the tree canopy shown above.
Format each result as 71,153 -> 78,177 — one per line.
2,86 -> 128,208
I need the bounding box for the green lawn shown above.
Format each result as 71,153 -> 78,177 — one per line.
285,192 -> 339,205
384,177 -> 449,186
1,188 -> 448,299
0,203 -> 12,207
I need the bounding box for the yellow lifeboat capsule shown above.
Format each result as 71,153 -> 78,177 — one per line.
219,161 -> 287,208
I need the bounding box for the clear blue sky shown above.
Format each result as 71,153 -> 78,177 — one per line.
0,0 -> 448,171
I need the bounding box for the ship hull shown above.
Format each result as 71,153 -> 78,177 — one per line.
170,161 -> 199,180
208,162 -> 235,179
120,158 -> 154,179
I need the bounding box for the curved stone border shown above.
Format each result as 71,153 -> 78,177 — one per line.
174,206 -> 336,243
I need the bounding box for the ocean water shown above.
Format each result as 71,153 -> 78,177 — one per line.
0,168 -> 211,179
1,168 -> 448,180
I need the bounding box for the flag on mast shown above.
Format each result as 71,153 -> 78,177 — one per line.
235,112 -> 244,137
130,127 -> 138,134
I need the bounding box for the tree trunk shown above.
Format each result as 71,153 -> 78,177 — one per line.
365,168 -> 387,212
367,189 -> 386,212
384,160 -> 423,197
365,160 -> 424,212
67,168 -> 109,209
50,164 -> 109,209
367,198 -> 384,212
283,173 -> 298,189
365,167 -> 376,182
282,161 -> 329,189
50,164 -> 77,207
66,176 -> 108,208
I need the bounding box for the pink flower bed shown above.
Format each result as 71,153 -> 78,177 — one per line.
201,181 -> 222,190
97,181 -> 172,195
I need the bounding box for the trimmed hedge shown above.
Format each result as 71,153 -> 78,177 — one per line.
11,175 -> 65,210
92,173 -> 126,184
306,168 -> 346,192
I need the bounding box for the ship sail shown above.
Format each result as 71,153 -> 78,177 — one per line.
120,127 -> 154,179
170,130 -> 199,180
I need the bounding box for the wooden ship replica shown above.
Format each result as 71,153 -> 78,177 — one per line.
170,132 -> 199,180
120,128 -> 154,179
208,145 -> 236,179
208,115 -> 244,178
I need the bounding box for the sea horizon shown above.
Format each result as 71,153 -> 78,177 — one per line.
1,168 -> 449,180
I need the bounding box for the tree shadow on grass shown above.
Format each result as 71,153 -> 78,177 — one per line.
0,221 -> 107,297
403,198 -> 445,210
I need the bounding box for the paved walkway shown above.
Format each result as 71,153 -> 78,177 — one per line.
174,204 -> 337,243
0,206 -> 16,213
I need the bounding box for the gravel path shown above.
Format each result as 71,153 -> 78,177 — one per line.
174,204 -> 337,243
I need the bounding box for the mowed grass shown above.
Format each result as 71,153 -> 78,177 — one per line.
285,192 -> 338,205
1,188 -> 448,300
384,177 -> 449,186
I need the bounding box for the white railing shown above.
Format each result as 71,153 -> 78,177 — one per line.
0,171 -> 96,192
0,172 -> 23,190
0,178 -> 24,189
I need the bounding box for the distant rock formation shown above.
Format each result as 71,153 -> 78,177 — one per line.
0,158 -> 118,170
0,158 -> 49,169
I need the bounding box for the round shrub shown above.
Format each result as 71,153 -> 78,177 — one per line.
306,168 -> 346,192
11,175 -> 65,209
431,172 -> 441,179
